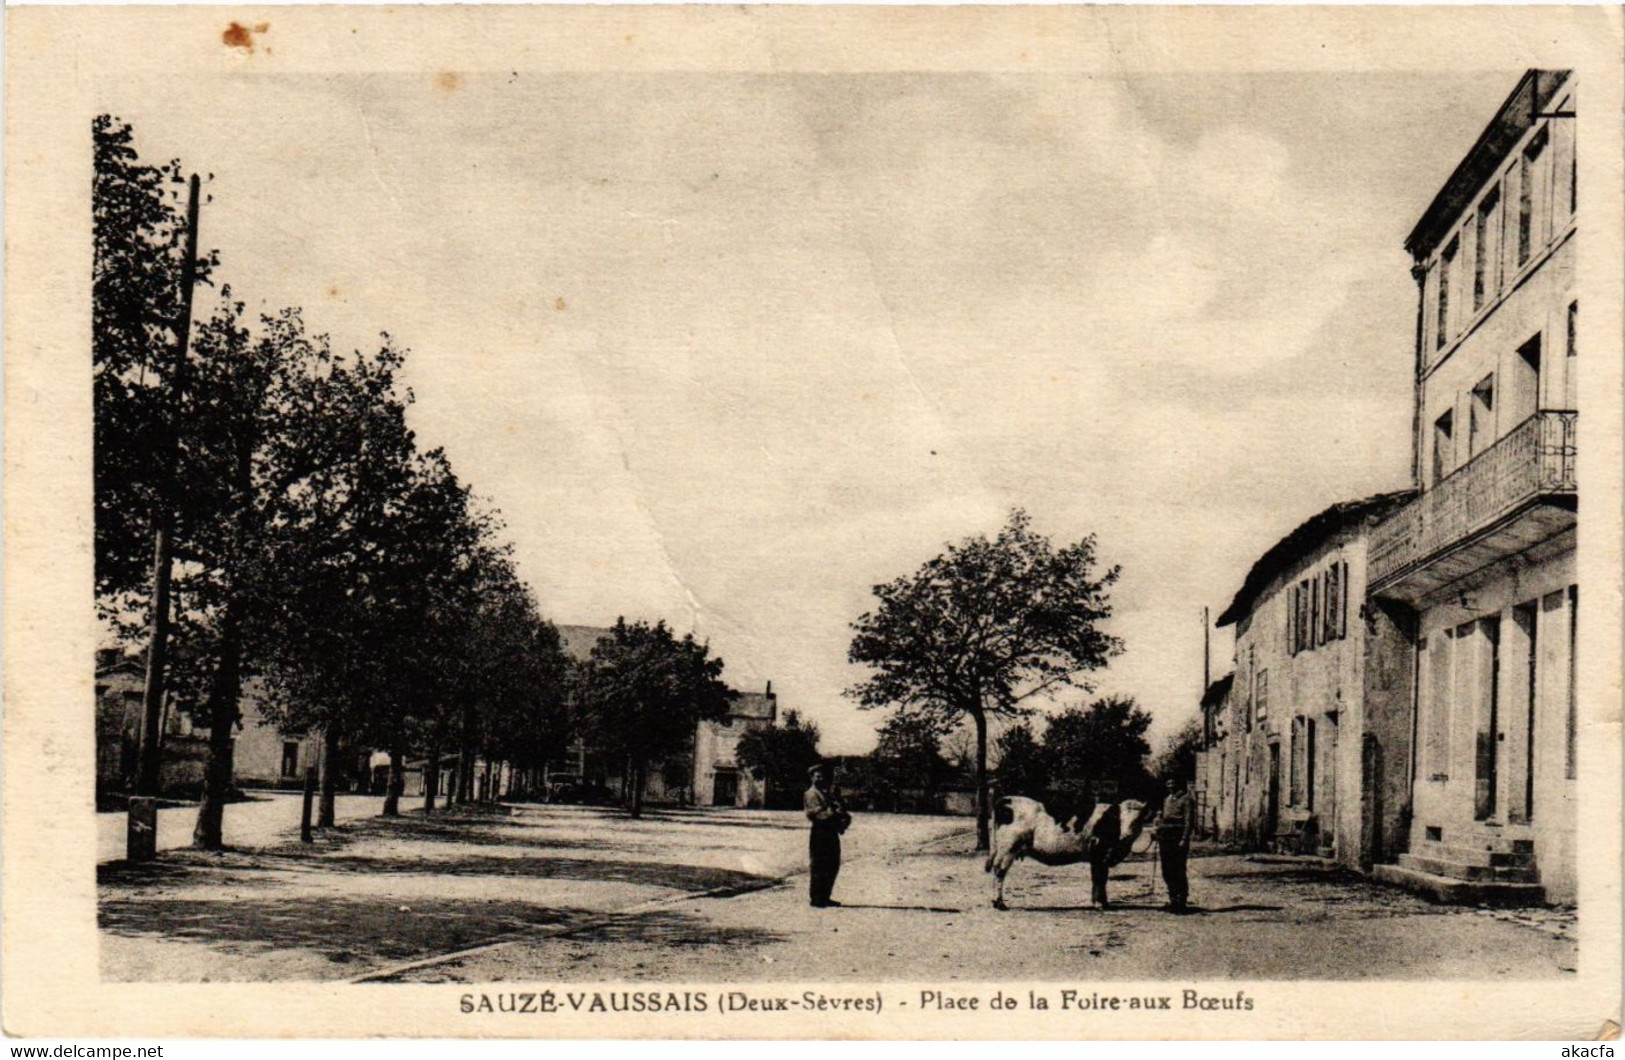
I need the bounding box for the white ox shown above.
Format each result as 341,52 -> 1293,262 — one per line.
984,795 -> 1153,910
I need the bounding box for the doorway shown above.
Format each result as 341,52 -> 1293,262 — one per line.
1360,734 -> 1384,869
712,768 -> 739,807
1266,743 -> 1282,843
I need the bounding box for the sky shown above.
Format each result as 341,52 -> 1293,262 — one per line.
113,70 -> 1520,754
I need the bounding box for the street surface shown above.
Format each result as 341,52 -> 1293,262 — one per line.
97,804 -> 1575,982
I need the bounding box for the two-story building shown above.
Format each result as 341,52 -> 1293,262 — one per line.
1212,492 -> 1415,865
1368,70 -> 1578,905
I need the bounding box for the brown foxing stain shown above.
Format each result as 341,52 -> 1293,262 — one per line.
437,71 -> 461,92
554,297 -> 566,311
223,21 -> 269,52
327,285 -> 342,300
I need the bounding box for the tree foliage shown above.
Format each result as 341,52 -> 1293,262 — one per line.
993,721 -> 1049,797
847,509 -> 1121,849
1043,695 -> 1156,800
94,116 -> 576,843
735,709 -> 823,809
1153,718 -> 1205,785
575,619 -> 732,817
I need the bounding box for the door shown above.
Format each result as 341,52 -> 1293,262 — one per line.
1266,743 -> 1281,842
1360,734 -> 1384,870
712,769 -> 739,807
1473,616 -> 1502,821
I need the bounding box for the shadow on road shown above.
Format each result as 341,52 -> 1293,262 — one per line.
829,903 -> 963,913
296,854 -> 769,892
566,910 -> 787,948
100,894 -> 590,971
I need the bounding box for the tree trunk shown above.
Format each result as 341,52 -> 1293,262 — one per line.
482,757 -> 495,804
973,708 -> 990,852
455,704 -> 476,804
318,723 -> 340,827
424,731 -> 441,815
383,732 -> 405,817
630,760 -> 646,818
192,602 -> 244,850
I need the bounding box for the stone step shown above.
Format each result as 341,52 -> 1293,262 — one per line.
1398,852 -> 1540,883
1415,842 -> 1538,868
1418,831 -> 1535,856
1372,863 -> 1546,907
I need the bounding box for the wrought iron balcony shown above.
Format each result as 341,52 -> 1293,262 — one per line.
1369,410 -> 1577,600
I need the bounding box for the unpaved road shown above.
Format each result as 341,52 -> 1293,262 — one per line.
98,804 -> 1575,983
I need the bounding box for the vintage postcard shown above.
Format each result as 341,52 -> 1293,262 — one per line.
4,3 -> 1622,1041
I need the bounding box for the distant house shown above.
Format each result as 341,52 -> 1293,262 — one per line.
1191,673 -> 1233,837
555,624 -> 780,808
95,647 -> 322,801
95,647 -> 208,800
693,686 -> 777,807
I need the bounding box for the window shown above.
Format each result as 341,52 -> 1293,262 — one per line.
1324,564 -> 1341,643
1306,717 -> 1317,812
1424,631 -> 1453,779
1256,670 -> 1269,723
1432,409 -> 1455,486
1566,302 -> 1578,409
1469,373 -> 1495,457
1436,238 -> 1458,349
1245,648 -> 1256,732
1290,716 -> 1305,806
1338,561 -> 1349,638
1474,186 -> 1501,310
1519,128 -> 1548,265
1301,580 -> 1313,651
1311,577 -> 1322,649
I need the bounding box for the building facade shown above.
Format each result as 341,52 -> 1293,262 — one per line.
556,624 -> 779,808
95,649 -> 322,802
1368,70 -> 1578,904
693,686 -> 777,807
1211,494 -> 1415,866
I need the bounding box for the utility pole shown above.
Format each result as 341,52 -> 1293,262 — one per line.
1201,606 -> 1212,748
134,173 -> 202,798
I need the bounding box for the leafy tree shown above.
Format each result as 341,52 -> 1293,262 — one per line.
1043,695 -> 1155,801
1153,717 -> 1205,785
576,619 -> 732,817
735,709 -> 823,809
848,509 -> 1121,849
870,710 -> 950,812
993,721 -> 1049,797
92,115 -> 219,600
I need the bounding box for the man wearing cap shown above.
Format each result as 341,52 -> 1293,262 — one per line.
804,762 -> 849,907
1155,775 -> 1194,913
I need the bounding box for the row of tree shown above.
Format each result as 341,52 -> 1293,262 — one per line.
94,117 -> 731,845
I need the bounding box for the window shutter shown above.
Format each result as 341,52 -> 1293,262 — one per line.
1339,561 -> 1350,639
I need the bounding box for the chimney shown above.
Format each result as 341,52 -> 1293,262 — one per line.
765,680 -> 773,698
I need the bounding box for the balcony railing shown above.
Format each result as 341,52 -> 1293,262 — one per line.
1369,410 -> 1577,589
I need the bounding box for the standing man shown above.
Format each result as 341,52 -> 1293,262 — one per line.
1156,775 -> 1193,913
805,762 -> 849,907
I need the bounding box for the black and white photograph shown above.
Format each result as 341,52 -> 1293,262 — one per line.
4,4 -> 1621,1040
